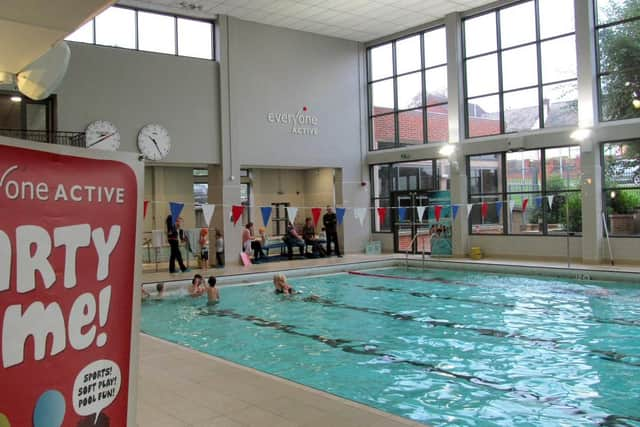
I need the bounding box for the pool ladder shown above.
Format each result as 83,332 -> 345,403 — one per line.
405,232 -> 430,270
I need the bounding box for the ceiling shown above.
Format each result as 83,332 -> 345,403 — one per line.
0,0 -> 115,73
119,0 -> 495,42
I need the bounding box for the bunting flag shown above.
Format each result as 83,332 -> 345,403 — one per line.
452,205 -> 459,220
416,206 -> 427,222
495,201 -> 503,218
398,207 -> 407,221
377,207 -> 387,224
522,198 -> 529,212
467,204 -> 473,219
481,201 -> 488,219
231,205 -> 244,225
169,202 -> 184,225
509,199 -> 515,213
260,206 -> 273,226
336,207 -> 346,225
143,200 -> 149,219
434,205 -> 442,222
547,195 -> 554,209
535,197 -> 543,209
311,207 -> 322,226
353,207 -> 367,227
286,207 -> 298,224
201,204 -> 215,227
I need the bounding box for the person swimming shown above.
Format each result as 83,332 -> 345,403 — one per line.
273,273 -> 295,295
189,274 -> 205,297
207,276 -> 219,305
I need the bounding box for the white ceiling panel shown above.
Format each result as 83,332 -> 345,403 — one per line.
119,0 -> 498,42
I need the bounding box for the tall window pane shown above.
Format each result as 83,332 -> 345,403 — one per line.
138,11 -> 176,54
507,150 -> 542,192
371,115 -> 395,150
66,20 -> 94,43
602,140 -> 640,236
466,54 -> 499,97
465,13 -> 497,57
397,72 -> 422,110
469,154 -> 503,195
425,66 -> 448,104
500,1 -> 536,49
177,18 -> 212,59
541,36 -> 577,83
539,0 -> 575,38
396,35 -> 421,74
424,27 -> 447,67
370,43 -> 393,81
543,81 -> 578,127
501,45 -> 538,91
398,109 -> 424,146
371,79 -> 394,112
95,7 -> 135,49
504,88 -> 540,133
468,95 -> 500,137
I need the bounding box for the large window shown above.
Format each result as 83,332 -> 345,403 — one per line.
463,0 -> 578,138
602,140 -> 640,236
596,0 -> 640,121
468,146 -> 581,234
368,27 -> 448,150
370,159 -> 451,232
66,6 -> 214,60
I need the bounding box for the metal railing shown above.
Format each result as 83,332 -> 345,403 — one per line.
405,232 -> 430,269
0,129 -> 86,147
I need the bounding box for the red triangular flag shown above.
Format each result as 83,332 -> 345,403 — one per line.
231,205 -> 244,225
434,205 -> 442,222
522,198 -> 529,212
311,207 -> 322,226
481,201 -> 488,219
143,200 -> 149,219
377,207 -> 387,225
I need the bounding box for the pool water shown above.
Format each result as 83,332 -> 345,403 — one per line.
141,268 -> 640,426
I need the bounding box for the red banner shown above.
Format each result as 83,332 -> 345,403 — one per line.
231,205 -> 244,225
311,207 -> 322,227
0,143 -> 138,426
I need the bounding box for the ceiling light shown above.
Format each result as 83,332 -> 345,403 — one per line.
570,128 -> 591,142
439,144 -> 456,157
633,98 -> 640,109
10,96 -> 21,103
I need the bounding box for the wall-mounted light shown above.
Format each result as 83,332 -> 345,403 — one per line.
439,143 -> 456,157
570,128 -> 592,142
10,96 -> 21,103
610,190 -> 616,199
633,98 -> 640,109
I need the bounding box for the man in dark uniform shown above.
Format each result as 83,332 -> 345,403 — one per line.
322,206 -> 342,257
166,214 -> 189,273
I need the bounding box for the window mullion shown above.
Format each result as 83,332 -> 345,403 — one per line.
496,12 -> 505,134
535,0 -> 545,129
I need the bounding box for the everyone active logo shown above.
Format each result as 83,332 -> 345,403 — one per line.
266,106 -> 319,136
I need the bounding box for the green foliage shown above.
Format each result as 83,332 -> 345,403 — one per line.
609,189 -> 640,214
527,191 -> 582,233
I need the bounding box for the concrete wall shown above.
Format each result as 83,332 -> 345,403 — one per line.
56,42 -> 220,165
143,166 -> 196,233
225,17 -> 370,253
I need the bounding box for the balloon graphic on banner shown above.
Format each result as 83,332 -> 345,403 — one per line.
260,206 -> 272,226
398,207 -> 407,221
33,390 -> 65,427
434,205 -> 442,222
522,198 -> 529,212
377,207 -> 387,225
0,413 -> 10,427
353,208 -> 367,227
231,205 -> 244,225
496,200 -> 503,217
416,206 -> 426,222
452,205 -> 459,220
336,207 -> 346,225
286,207 -> 298,224
143,200 -> 149,219
311,207 -> 322,226
169,202 -> 184,225
201,204 -> 215,227
481,201 -> 488,219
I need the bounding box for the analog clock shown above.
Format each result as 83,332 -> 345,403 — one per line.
137,123 -> 170,161
86,120 -> 120,151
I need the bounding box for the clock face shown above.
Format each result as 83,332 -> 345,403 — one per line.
137,123 -> 170,161
86,120 -> 120,151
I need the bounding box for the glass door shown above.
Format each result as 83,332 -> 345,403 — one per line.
392,191 -> 431,254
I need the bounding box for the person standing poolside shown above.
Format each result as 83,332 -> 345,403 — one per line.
166,214 -> 190,274
189,274 -> 205,297
323,206 -> 342,257
199,228 -> 210,272
207,276 -> 219,305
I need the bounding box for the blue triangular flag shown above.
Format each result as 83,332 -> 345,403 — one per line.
535,197 -> 542,208
336,207 -> 346,225
398,207 -> 407,221
169,202 -> 184,225
452,205 -> 459,219
260,206 -> 272,226
495,201 -> 503,217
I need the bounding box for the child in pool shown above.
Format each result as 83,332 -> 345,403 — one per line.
207,276 -> 219,304
273,273 -> 295,294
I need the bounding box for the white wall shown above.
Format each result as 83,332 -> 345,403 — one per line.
56,42 -> 221,165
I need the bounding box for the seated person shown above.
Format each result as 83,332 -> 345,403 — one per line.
283,221 -> 305,259
273,273 -> 295,294
242,222 -> 266,262
302,217 -> 326,257
207,276 -> 219,305
188,274 -> 205,297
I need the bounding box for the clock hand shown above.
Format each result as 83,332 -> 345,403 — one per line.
87,132 -> 115,148
150,137 -> 163,156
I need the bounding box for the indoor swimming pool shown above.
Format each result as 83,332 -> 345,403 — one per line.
141,267 -> 640,426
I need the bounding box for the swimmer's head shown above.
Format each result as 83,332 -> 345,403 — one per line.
208,276 -> 216,287
156,282 -> 164,292
273,273 -> 286,283
192,274 -> 203,284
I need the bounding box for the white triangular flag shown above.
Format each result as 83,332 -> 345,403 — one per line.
509,199 -> 515,213
353,208 -> 367,227
202,203 -> 215,227
286,207 -> 298,224
467,203 -> 473,219
416,206 -> 426,222
547,195 -> 554,209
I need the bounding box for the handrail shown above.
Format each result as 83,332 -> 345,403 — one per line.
405,232 -> 431,269
0,128 -> 86,147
